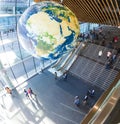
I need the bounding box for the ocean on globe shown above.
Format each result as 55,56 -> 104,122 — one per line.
17,1 -> 80,59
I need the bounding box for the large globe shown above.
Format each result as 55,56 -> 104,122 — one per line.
17,1 -> 80,59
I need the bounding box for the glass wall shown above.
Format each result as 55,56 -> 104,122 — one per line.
80,22 -> 99,33
0,0 -> 99,90
0,0 -> 53,90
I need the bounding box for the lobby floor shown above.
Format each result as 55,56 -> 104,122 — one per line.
0,70 -> 103,124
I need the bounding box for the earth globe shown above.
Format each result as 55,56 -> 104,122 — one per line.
17,1 -> 80,59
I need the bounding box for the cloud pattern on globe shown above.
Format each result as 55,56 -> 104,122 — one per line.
17,1 -> 80,59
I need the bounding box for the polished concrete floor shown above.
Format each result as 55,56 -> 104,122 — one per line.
0,70 -> 103,124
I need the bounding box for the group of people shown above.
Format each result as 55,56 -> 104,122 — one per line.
24,87 -> 36,99
74,89 -> 95,107
98,49 -> 118,69
54,71 -> 68,80
106,52 -> 117,69
98,50 -> 113,59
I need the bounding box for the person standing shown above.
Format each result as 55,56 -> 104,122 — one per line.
98,50 -> 103,58
105,60 -> 111,69
5,87 -> 12,95
107,51 -> 112,59
112,54 -> 117,62
113,36 -> 118,43
54,72 -> 58,80
63,71 -> 68,80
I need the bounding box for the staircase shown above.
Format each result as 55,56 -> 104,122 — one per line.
69,51 -> 119,90
81,43 -> 120,70
81,43 -> 117,64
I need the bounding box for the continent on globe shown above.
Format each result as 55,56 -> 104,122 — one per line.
17,1 -> 80,59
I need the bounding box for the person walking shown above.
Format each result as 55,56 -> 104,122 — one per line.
28,87 -> 36,99
83,95 -> 88,105
74,96 -> 80,107
24,89 -> 29,98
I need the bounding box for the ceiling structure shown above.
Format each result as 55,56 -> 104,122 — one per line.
34,0 -> 120,27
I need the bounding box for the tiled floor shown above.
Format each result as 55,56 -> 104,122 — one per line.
0,70 -> 103,124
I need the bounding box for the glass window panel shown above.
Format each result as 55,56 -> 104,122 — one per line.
0,43 -> 4,53
0,46 -> 10,68
10,41 -> 21,60
34,57 -> 41,72
80,23 -> 99,33
19,45 -> 31,59
89,24 -> 99,30
0,0 -> 29,14
43,59 -> 53,69
33,57 -> 54,73
23,56 -> 36,77
2,40 -> 21,66
0,0 -> 55,88
0,78 -> 5,91
5,68 -> 18,87
11,62 -> 27,84
0,0 -> 36,88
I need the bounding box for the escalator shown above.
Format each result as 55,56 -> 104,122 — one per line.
48,42 -> 86,77
48,49 -> 75,77
57,42 -> 86,72
51,49 -> 75,70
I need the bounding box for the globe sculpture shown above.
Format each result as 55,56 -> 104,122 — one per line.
17,1 -> 80,59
